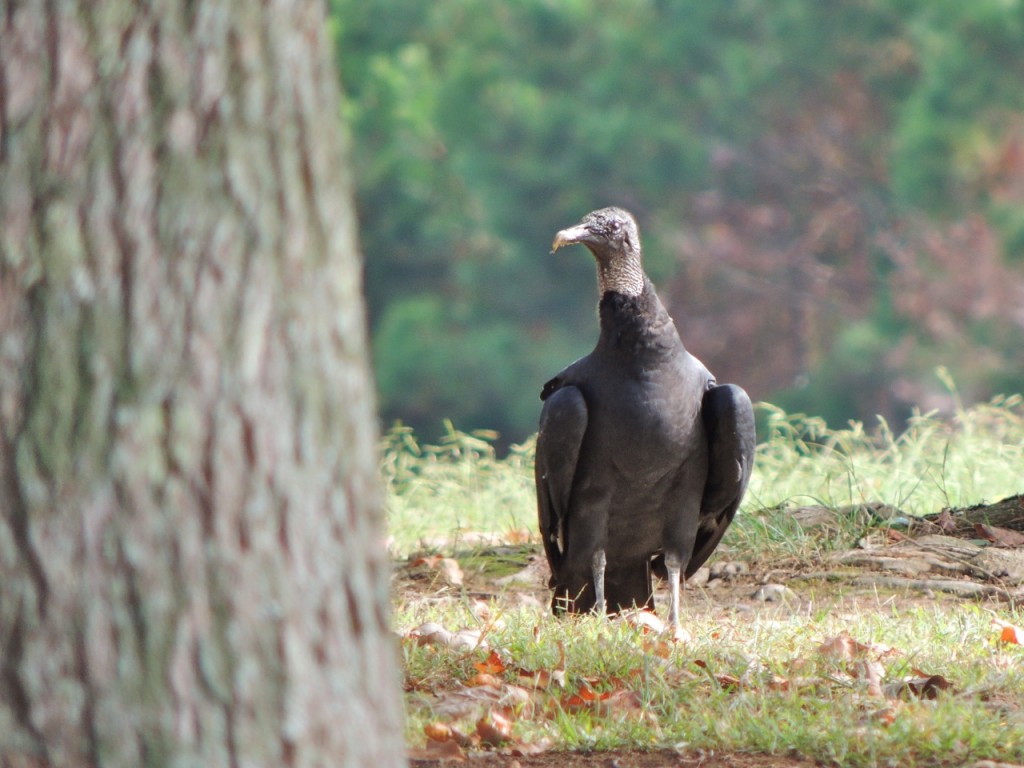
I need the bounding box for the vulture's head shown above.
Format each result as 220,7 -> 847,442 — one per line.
552,207 -> 644,296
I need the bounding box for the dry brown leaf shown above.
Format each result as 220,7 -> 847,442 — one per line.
424,722 -> 453,742
408,737 -> 466,762
467,672 -> 503,688
508,737 -> 554,757
518,668 -> 565,690
504,528 -> 533,545
855,659 -> 885,698
873,705 -> 898,726
618,609 -> 664,634
642,638 -> 674,659
577,683 -> 607,702
469,599 -> 493,622
474,649 -> 507,675
884,674 -> 952,700
449,726 -> 477,748
411,555 -> 443,569
598,689 -> 650,721
974,523 -> 1024,548
993,618 -> 1024,644
409,622 -> 452,647
935,508 -> 957,533
818,632 -> 895,662
766,674 -> 790,692
476,710 -> 514,746
499,685 -> 534,717
715,673 -> 741,692
818,633 -> 872,660
561,683 -> 613,712
438,557 -> 464,586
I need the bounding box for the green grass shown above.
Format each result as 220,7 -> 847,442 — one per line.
384,394 -> 1024,556
387,396 -> 1024,765
398,599 -> 1024,766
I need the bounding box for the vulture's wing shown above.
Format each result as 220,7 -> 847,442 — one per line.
535,384 -> 588,576
686,383 -> 756,577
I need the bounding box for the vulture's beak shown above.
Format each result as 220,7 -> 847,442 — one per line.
551,223 -> 591,253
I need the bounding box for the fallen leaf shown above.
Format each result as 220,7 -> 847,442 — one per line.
642,638 -> 674,659
618,609 -> 664,634
469,599 -> 493,622
818,633 -> 872,660
504,528 -> 533,545
884,674 -> 952,700
855,659 -> 885,698
715,673 -> 741,692
475,650 -> 507,675
935,508 -> 957,533
598,689 -> 650,721
438,557 -> 464,586
424,722 -> 453,742
476,710 -> 514,746
993,618 -> 1024,644
449,726 -> 476,748
561,693 -> 589,712
818,632 -> 895,662
408,737 -> 465,762
410,555 -> 442,569
499,684 -> 534,716
873,705 -> 898,726
518,668 -> 563,689
576,683 -> 608,702
409,622 -> 452,647
766,674 -> 790,692
974,523 -> 1024,548
467,673 -> 503,688
508,737 -> 553,756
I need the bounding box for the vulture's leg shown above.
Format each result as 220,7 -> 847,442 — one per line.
591,549 -> 607,616
665,552 -> 682,630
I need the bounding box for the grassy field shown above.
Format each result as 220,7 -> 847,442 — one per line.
386,395 -> 1024,767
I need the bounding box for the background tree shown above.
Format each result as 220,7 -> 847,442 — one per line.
331,0 -> 1024,442
0,2 -> 404,766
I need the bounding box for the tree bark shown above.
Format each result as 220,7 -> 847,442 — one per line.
0,2 -> 404,766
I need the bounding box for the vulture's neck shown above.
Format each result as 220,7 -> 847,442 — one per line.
597,277 -> 681,356
596,255 -> 644,297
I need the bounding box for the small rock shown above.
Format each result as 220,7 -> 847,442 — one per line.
709,561 -> 729,580
724,561 -> 748,577
686,566 -> 710,588
710,561 -> 749,580
752,583 -> 795,602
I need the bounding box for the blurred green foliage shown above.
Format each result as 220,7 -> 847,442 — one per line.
330,0 -> 1024,442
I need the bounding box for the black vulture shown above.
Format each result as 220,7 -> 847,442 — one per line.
536,207 -> 756,632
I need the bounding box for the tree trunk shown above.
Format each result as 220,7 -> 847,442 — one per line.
0,3 -> 404,766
